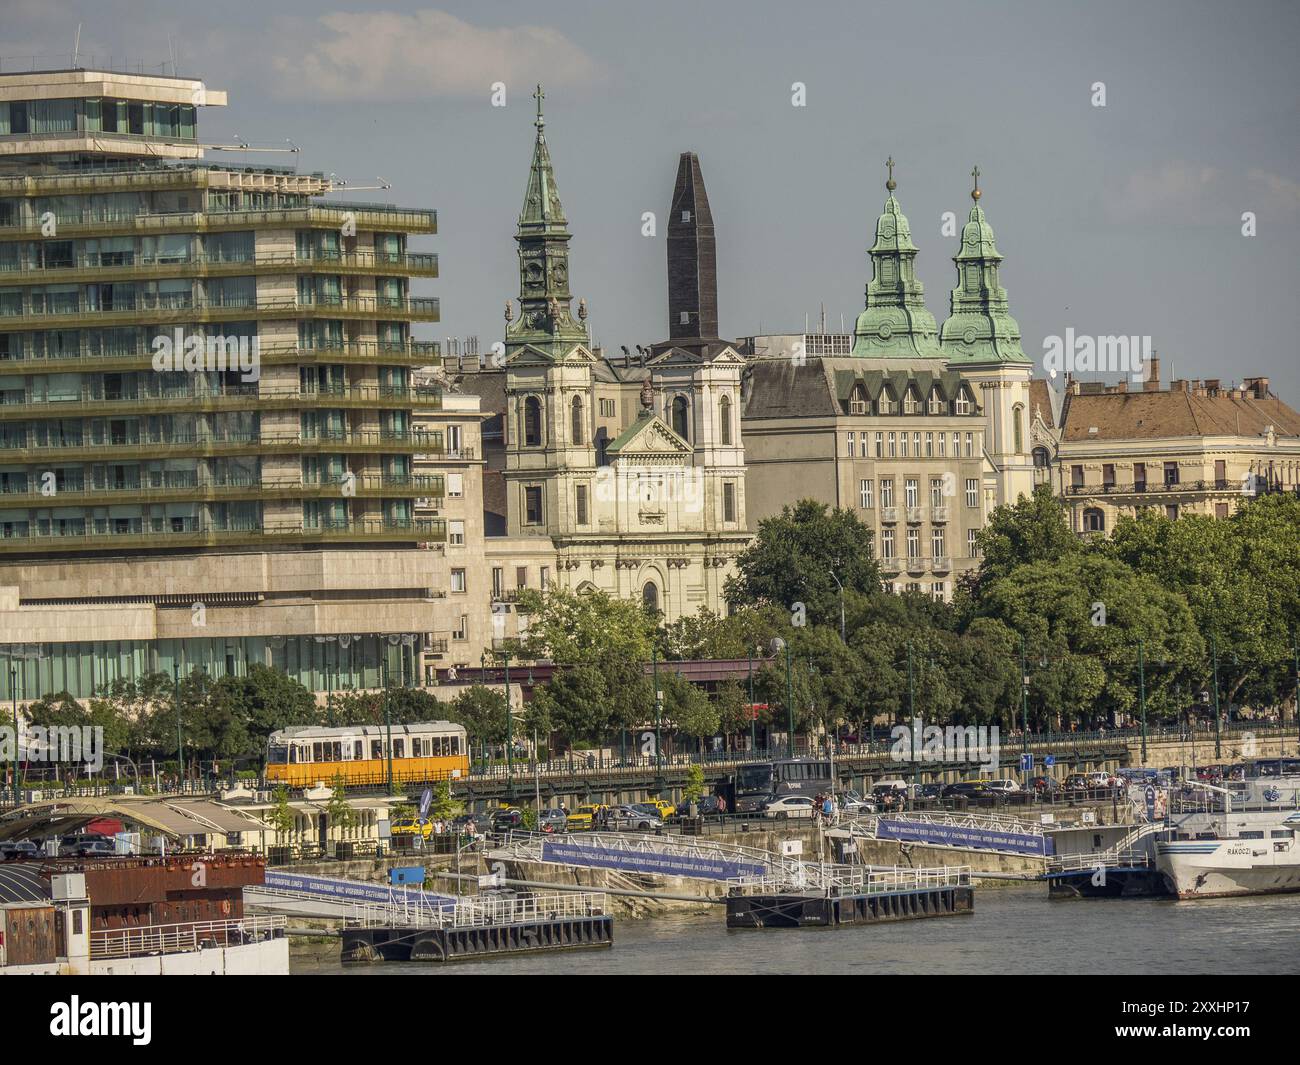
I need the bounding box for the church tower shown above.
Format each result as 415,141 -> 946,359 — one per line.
501,87 -> 597,539
665,152 -> 721,351
851,160 -> 943,359
939,168 -> 1035,504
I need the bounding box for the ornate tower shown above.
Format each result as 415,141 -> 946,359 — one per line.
666,151 -> 720,348
939,169 -> 1035,505
504,85 -> 590,360
939,166 -> 1028,364
851,159 -> 942,359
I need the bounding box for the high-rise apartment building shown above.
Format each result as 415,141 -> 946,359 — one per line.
0,68 -> 446,699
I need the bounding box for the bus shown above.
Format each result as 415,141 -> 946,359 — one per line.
732,757 -> 833,812
265,721 -> 469,788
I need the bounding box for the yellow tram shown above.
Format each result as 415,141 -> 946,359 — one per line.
265,721 -> 469,788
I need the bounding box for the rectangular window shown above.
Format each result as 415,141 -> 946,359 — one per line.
516,566 -> 528,589
1215,503 -> 1228,520
1071,465 -> 1085,488
1134,462 -> 1146,489
492,567 -> 504,598
452,615 -> 468,641
524,485 -> 543,525
968,528 -> 979,557
965,478 -> 978,508
881,528 -> 895,559
846,431 -> 855,457
448,519 -> 465,546
905,479 -> 919,507
541,566 -> 550,588
875,432 -> 884,458
932,528 -> 946,558
965,432 -> 974,457
925,432 -> 934,457
900,432 -> 910,457
930,478 -> 944,507
450,568 -> 466,593
576,483 -> 589,525
938,432 -> 946,457
447,472 -> 463,497
888,432 -> 897,458
881,478 -> 894,507
1164,462 -> 1179,486
1103,463 -> 1116,488
723,481 -> 737,523
906,528 -> 920,558
859,478 -> 873,509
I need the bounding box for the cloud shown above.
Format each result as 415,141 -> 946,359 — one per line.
1106,161 -> 1300,224
266,9 -> 604,102
1245,168 -> 1300,219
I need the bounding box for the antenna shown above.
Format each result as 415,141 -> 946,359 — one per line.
73,23 -> 82,68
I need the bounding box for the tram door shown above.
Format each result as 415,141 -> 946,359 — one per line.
318,813 -> 328,850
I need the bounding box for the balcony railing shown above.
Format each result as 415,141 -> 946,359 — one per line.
1065,479 -> 1238,496
0,249 -> 438,277
905,506 -> 926,523
0,292 -> 440,322
0,517 -> 447,550
0,339 -> 441,370
0,203 -> 437,234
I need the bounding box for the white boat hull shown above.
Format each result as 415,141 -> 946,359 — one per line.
1156,837 -> 1300,900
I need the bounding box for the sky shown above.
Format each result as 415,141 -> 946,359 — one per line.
6,0 -> 1299,396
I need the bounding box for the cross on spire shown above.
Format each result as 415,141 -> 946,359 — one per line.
885,156 -> 896,191
533,84 -> 545,130
971,164 -> 982,201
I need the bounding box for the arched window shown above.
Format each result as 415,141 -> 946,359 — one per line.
570,395 -> 584,445
1012,404 -> 1024,453
1032,446 -> 1050,469
642,581 -> 660,612
719,394 -> 733,444
523,396 -> 542,447
671,395 -> 689,441
1083,507 -> 1105,533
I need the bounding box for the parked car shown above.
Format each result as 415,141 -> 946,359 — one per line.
565,804 -> 608,831
839,790 -> 876,814
941,780 -> 988,800
607,805 -> 662,831
537,808 -> 568,834
1063,773 -> 1090,792
643,799 -> 676,822
57,835 -> 117,858
390,817 -> 434,839
0,840 -> 38,860
676,794 -> 724,816
1029,775 -> 1061,793
981,779 -> 1021,793
1084,772 -> 1115,790
760,795 -> 817,820
491,808 -> 525,832
917,782 -> 944,800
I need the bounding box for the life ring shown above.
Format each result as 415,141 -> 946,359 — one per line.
220,899 -> 232,915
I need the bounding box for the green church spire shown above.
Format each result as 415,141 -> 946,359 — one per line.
851,158 -> 943,359
939,168 -> 1029,364
505,85 -> 590,359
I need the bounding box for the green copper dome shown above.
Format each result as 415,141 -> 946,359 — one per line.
939,171 -> 1029,364
505,85 -> 590,359
851,160 -> 942,359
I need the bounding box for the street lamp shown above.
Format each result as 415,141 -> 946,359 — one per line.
828,569 -> 846,644
770,637 -> 793,759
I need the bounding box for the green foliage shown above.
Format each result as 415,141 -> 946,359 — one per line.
682,764 -> 705,804
971,484 -> 1079,590
429,780 -> 460,820
326,771 -> 358,832
268,784 -> 295,839
725,499 -> 882,624
449,685 -> 508,745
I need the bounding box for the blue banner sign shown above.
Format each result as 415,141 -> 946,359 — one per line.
264,870 -> 455,908
874,817 -> 1053,856
540,839 -> 768,880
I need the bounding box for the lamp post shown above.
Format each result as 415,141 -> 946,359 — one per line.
747,647 -> 756,754
1019,635 -> 1029,783
908,642 -> 917,801
652,645 -> 662,778
1137,639 -> 1148,763
503,650 -> 513,794
173,662 -> 183,790
382,659 -> 393,794
828,569 -> 845,643
770,637 -> 793,759
1293,631 -> 1299,753
8,662 -> 18,809
1210,635 -> 1222,761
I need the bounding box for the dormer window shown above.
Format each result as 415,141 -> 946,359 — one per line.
849,385 -> 868,415
878,388 -> 895,415
903,387 -> 921,415
928,387 -> 945,415
954,388 -> 972,415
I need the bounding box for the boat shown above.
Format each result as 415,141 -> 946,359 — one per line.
1154,778 -> 1300,900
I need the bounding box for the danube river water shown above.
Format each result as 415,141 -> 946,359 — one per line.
293,885 -> 1300,975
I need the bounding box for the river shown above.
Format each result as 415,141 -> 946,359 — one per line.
292,885 -> 1300,975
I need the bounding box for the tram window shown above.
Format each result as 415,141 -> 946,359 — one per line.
371,740 -> 383,759
268,744 -> 288,764
354,740 -> 363,759
451,737 -> 460,755
288,746 -> 298,764
1270,830 -> 1294,838
394,739 -> 405,758
411,737 -> 421,757
332,742 -> 342,761
1239,831 -> 1265,839
313,742 -> 323,761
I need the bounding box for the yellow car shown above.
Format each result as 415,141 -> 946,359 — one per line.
389,817 -> 433,839
566,804 -> 608,830
646,799 -> 676,822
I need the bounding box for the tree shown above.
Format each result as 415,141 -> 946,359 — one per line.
326,771 -> 358,833
268,784 -> 295,842
658,670 -> 719,749
725,499 -> 881,624
682,764 -> 705,804
516,586 -> 656,666
449,685 -> 509,747
429,779 -> 460,820
969,484 -> 1079,592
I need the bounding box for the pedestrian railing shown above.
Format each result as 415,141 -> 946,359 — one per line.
91,913 -> 285,959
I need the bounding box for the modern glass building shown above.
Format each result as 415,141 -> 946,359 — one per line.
0,69 -> 446,699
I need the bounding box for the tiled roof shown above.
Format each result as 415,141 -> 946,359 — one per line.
1061,389 -> 1300,442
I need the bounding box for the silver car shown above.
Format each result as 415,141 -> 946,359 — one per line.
606,804 -> 663,831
